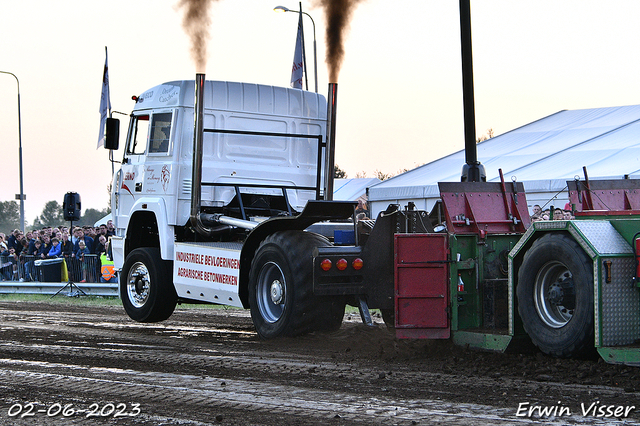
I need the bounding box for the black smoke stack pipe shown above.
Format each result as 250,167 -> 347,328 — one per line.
324,83 -> 338,200
459,0 -> 485,182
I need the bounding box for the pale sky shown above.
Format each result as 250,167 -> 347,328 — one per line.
1,0 -> 640,226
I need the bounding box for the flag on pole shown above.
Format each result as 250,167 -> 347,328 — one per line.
97,46 -> 111,149
290,12 -> 304,89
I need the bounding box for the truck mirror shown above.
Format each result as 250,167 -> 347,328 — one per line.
105,117 -> 120,150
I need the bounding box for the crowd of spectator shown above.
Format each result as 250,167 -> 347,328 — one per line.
530,203 -> 575,222
0,220 -> 117,283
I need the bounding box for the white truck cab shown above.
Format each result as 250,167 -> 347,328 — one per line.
105,76 -> 354,335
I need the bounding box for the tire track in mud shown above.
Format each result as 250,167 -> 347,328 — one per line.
1,302 -> 640,425
1,360 -> 628,426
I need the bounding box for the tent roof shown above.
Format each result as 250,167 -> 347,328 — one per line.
370,105 -> 640,201
333,178 -> 381,201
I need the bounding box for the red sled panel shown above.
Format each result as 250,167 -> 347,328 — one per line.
394,233 -> 450,339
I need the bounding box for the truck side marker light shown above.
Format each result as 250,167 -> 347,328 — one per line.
336,258 -> 348,271
352,258 -> 363,270
321,259 -> 332,271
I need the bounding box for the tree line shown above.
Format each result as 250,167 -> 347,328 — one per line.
0,200 -> 110,235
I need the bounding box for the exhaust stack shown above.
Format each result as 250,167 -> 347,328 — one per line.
459,0 -> 485,182
324,83 -> 338,200
190,73 -> 212,235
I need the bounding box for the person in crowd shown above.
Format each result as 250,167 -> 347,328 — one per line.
83,226 -> 94,240
94,235 -> 107,256
99,251 -> 118,283
39,234 -> 51,258
16,239 -> 30,280
93,225 -> 108,253
26,232 -> 37,254
355,199 -> 370,218
47,237 -> 62,258
22,238 -> 43,281
7,229 -> 21,253
552,208 -> 564,221
51,227 -> 61,240
28,239 -> 43,256
71,227 -> 79,246
19,239 -> 28,256
529,204 -> 542,221
61,232 -> 74,258
4,247 -> 19,280
73,227 -> 93,253
0,234 -> 7,253
75,240 -> 91,283
106,220 -> 115,236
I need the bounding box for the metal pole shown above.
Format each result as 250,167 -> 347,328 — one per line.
275,5 -> 318,92
309,12 -> 318,93
0,71 -> 25,231
299,9 -> 317,92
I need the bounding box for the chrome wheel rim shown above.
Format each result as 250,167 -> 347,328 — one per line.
533,261 -> 575,328
127,261 -> 150,308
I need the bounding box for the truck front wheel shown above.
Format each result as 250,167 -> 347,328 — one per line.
120,247 -> 177,323
249,231 -> 343,339
517,233 -> 593,358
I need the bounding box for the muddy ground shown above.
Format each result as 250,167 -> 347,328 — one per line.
0,299 -> 639,425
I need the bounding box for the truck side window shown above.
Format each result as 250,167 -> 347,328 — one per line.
128,115 -> 149,155
148,113 -> 172,154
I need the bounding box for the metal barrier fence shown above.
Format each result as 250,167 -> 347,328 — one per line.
0,254 -> 118,296
1,254 -> 102,283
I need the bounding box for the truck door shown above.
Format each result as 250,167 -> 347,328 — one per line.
394,233 -> 450,339
114,111 -> 175,231
114,114 -> 150,229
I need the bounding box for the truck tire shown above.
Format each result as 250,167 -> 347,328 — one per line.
120,247 -> 177,323
249,231 -> 344,338
517,233 -> 593,358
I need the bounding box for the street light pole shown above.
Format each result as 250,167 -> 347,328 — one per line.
0,71 -> 25,232
274,5 -> 318,93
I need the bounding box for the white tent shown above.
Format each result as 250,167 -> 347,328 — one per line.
368,105 -> 640,216
333,178 -> 380,202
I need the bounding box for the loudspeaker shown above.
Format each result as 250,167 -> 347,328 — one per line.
63,192 -> 81,221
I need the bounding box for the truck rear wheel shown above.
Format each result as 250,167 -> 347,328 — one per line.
249,231 -> 344,338
517,233 -> 593,358
120,247 -> 177,323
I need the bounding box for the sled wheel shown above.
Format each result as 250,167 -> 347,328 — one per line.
121,247 -> 177,323
517,233 -> 593,357
249,231 -> 339,338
